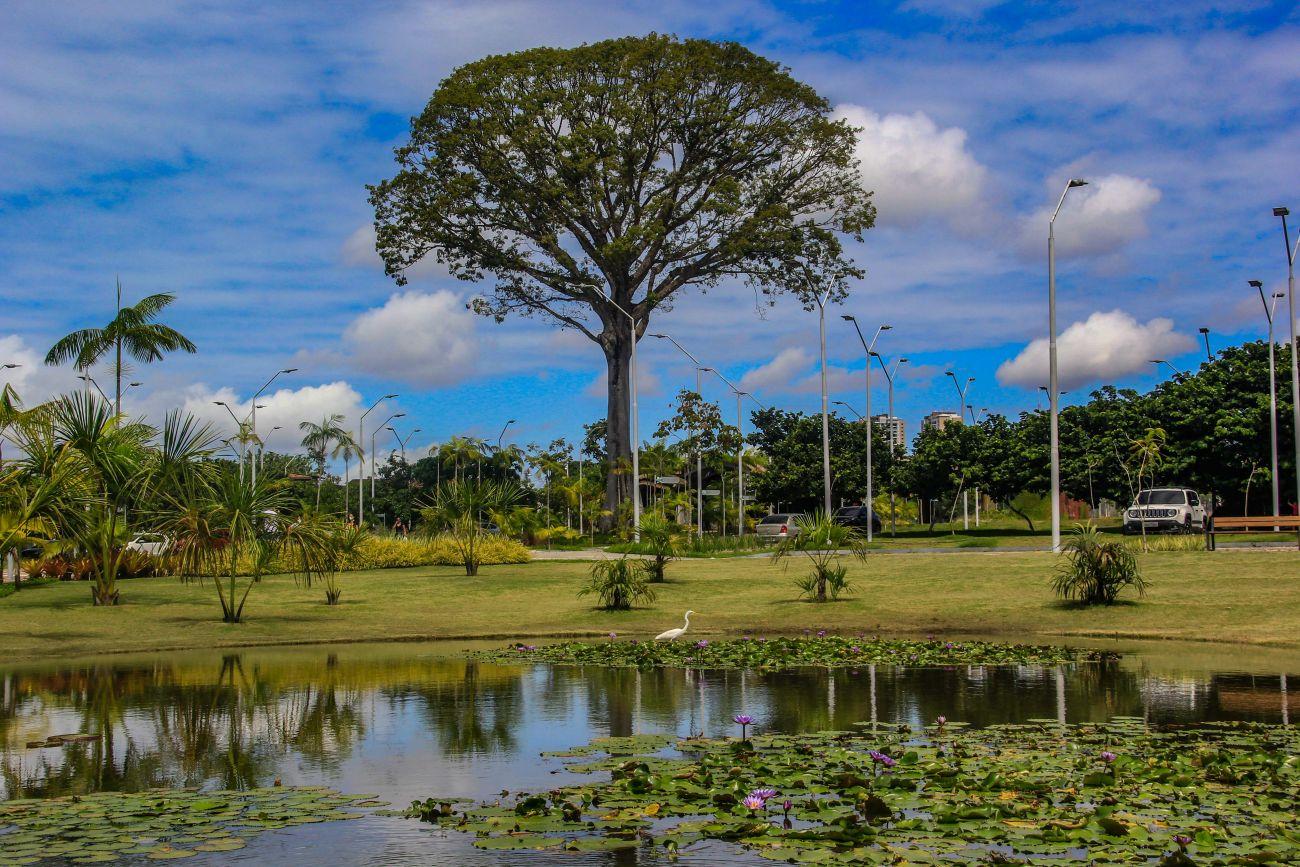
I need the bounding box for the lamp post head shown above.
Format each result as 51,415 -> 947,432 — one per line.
880,324 -> 892,330
1,363 -> 19,369
840,314 -> 855,321
384,393 -> 398,399
387,426 -> 397,433
214,401 -> 227,407
1149,359 -> 1164,365
1198,327 -> 1209,335
283,367 -> 298,374
413,428 -> 422,434
393,412 -> 407,419
1068,178 -> 1088,188
899,357 -> 908,364
869,350 -> 881,358
649,332 -> 666,339
945,370 -> 955,378
1276,292 -> 1287,299
1248,279 -> 1263,288
1274,207 -> 1290,218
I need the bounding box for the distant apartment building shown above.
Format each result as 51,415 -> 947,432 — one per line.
871,414 -> 906,450
921,410 -> 963,432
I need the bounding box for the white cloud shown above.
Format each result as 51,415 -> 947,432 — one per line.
177,381 -> 366,455
736,347 -> 862,398
0,335 -> 82,403
344,290 -> 480,387
833,104 -> 989,227
995,309 -> 1194,391
1021,174 -> 1162,258
340,223 -> 451,280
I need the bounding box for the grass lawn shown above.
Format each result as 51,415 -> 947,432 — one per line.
1,548 -> 1297,661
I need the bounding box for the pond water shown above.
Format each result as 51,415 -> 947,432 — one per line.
1,638 -> 1296,865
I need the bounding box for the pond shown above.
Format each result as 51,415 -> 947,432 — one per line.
1,638 -> 1296,865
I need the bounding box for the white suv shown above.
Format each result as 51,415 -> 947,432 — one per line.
1123,488 -> 1207,534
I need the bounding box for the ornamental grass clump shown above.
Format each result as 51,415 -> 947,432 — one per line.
578,556 -> 657,611
636,511 -> 681,582
1053,524 -> 1148,605
772,510 -> 867,602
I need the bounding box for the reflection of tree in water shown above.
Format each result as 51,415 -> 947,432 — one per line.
2,654 -> 368,797
387,661 -> 524,756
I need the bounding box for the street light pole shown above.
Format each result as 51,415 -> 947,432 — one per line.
650,333 -> 713,538
1149,359 -> 1184,377
812,284 -> 834,515
358,393 -> 397,525
1049,178 -> 1088,553
249,368 -> 297,489
370,412 -> 406,502
873,353 -> 907,535
1251,280 -> 1283,522
1198,327 -> 1212,361
1273,207 -> 1300,541
843,317 -> 889,543
944,371 -> 974,420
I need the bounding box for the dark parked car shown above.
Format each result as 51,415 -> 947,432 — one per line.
832,506 -> 881,533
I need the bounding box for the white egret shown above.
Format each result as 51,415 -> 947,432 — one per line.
655,610 -> 694,642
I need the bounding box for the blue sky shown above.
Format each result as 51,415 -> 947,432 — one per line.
1,0 -> 1297,462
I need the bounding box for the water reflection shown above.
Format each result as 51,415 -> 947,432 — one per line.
1,644 -> 1294,805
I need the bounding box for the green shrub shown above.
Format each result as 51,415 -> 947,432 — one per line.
773,511 -> 867,602
231,532 -> 530,575
578,556 -> 656,610
1053,524 -> 1148,605
636,513 -> 680,582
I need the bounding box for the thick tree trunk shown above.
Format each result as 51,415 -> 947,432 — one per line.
601,326 -> 637,529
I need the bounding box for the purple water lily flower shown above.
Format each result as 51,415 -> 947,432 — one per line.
742,794 -> 765,812
733,714 -> 755,740
608,632 -> 617,639
816,630 -> 827,637
1100,751 -> 1117,763
1174,835 -> 1191,848
695,639 -> 709,648
936,715 -> 947,727
749,787 -> 778,802
782,800 -> 793,815
868,750 -> 897,769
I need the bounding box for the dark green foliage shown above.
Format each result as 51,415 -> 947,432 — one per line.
481,634 -> 1106,668
578,557 -> 657,610
635,512 -> 680,582
1053,524 -> 1148,605
772,511 -> 867,602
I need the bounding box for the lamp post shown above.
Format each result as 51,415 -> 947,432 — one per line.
1273,207 -> 1300,542
260,425 -> 282,473
945,371 -> 974,420
214,401 -> 247,483
78,373 -> 110,404
809,278 -> 835,515
1198,327 -> 1212,361
650,333 -> 711,538
602,294 -> 642,539
832,400 -> 863,419
496,419 -> 516,450
358,394 -> 397,525
1250,280 -> 1283,522
1049,178 -> 1088,553
709,369 -> 764,538
843,317 -> 889,542
1149,359 -> 1183,377
249,368 -> 297,488
390,426 -> 421,462
872,353 -> 907,535
370,412 -> 406,500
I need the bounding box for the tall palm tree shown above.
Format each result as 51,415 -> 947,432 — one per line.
44,280 -> 197,415
299,414 -> 349,507
330,432 -> 361,517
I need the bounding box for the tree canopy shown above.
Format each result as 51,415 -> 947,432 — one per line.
370,33 -> 874,522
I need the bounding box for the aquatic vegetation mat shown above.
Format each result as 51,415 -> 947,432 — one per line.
409,719 -> 1300,864
478,635 -> 1110,669
0,786 -> 383,864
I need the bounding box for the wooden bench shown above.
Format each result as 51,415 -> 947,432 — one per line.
1206,515 -> 1300,550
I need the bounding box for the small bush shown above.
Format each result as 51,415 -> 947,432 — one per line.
637,513 -> 681,582
793,564 -> 853,601
1053,525 -> 1148,605
578,557 -> 657,610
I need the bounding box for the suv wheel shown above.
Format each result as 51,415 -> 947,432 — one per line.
1182,516 -> 1193,534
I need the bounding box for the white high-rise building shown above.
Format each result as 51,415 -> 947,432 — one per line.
871,414 -> 906,450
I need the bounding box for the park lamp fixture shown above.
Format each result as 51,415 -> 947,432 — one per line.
1274,207 -> 1290,217
1068,178 -> 1088,188
1199,327 -> 1210,335
1,363 -> 20,369
1249,279 -> 1263,288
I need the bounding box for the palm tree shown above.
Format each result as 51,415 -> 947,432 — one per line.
299,414 -> 349,507
438,436 -> 485,485
330,432 -> 362,517
44,280 -> 197,415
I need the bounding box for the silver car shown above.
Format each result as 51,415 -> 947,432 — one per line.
755,513 -> 804,539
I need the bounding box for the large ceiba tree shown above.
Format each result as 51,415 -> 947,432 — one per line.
370,34 -> 874,520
